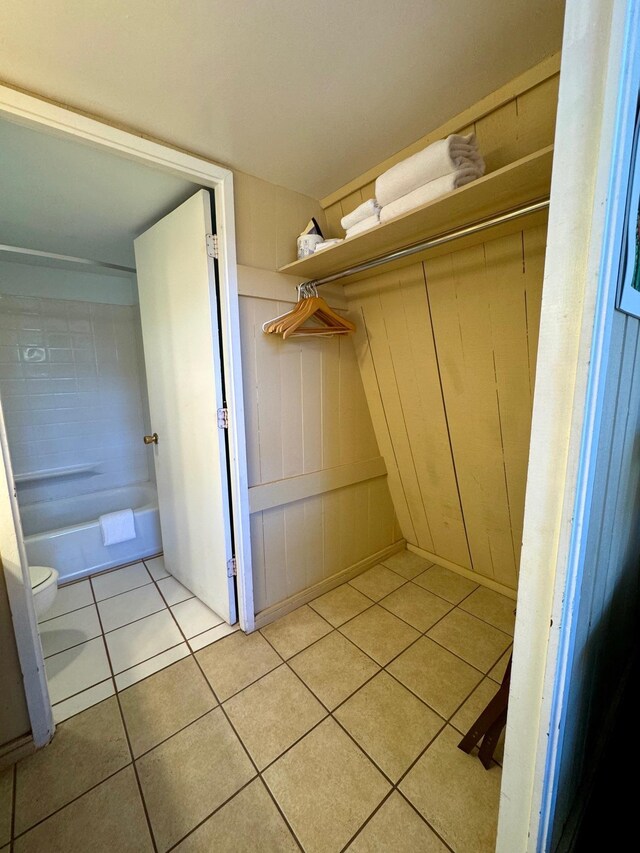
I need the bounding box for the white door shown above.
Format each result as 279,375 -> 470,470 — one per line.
134,190 -> 236,623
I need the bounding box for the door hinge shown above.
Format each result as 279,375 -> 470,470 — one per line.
206,233 -> 219,259
217,407 -> 229,429
227,557 -> 237,578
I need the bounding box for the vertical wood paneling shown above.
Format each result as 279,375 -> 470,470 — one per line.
235,169 -> 400,615
426,229 -> 544,588
484,230 -> 544,560
351,312 -> 417,542
474,101 -> 520,172
321,337 -> 341,469
379,266 -> 470,566
301,340 -> 323,473
252,477 -> 397,612
427,247 -> 516,586
357,281 -> 436,552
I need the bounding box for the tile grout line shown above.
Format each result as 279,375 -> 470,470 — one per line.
87,572 -> 159,853
11,765 -> 138,842
257,617 -> 456,851
148,577 -> 306,853
24,553 -> 506,849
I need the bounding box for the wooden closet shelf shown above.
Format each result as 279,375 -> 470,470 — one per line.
279,146 -> 553,284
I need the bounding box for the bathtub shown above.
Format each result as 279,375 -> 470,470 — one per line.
21,482 -> 162,583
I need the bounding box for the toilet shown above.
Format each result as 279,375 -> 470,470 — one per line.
29,566 -> 59,618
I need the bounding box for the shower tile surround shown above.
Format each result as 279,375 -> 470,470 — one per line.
0,294 -> 153,503
39,556 -> 237,722
12,550 -> 510,852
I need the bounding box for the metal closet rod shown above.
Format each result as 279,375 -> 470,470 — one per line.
303,197 -> 550,290
0,243 -> 136,274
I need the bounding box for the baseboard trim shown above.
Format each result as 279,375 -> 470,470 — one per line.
254,539 -> 406,629
0,732 -> 35,769
406,543 -> 518,600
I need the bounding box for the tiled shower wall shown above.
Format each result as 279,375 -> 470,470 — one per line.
0,294 -> 153,504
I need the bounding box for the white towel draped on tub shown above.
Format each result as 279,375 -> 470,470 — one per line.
99,509 -> 136,546
375,133 -> 485,206
379,169 -> 482,223
341,198 -> 381,231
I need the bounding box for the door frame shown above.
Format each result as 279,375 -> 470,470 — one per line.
496,1 -> 639,849
0,84 -> 255,744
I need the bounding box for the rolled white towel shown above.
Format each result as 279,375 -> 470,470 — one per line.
380,169 -> 482,223
375,134 -> 485,206
346,214 -> 380,238
341,198 -> 381,231
314,238 -> 344,252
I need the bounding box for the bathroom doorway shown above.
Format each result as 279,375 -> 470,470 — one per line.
0,88 -> 253,741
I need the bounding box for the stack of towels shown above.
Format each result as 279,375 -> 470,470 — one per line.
341,198 -> 382,239
376,133 -> 485,222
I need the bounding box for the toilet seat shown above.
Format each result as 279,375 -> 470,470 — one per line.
30,565 -> 54,590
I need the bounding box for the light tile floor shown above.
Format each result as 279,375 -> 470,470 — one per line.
5,551 -> 515,852
38,555 -> 237,723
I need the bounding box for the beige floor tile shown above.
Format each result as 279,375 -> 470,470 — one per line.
136,708 -> 255,852
427,609 -> 512,672
308,583 -> 372,627
13,767 -> 153,853
224,665 -> 326,769
335,672 -> 444,781
119,656 -> 216,757
382,550 -> 434,580
347,792 -> 448,852
339,606 -> 420,665
196,630 -> 281,701
289,631 -> 379,710
260,605 -> 332,659
388,637 -> 482,718
400,726 -> 502,853
460,586 -> 517,635
14,696 -> 130,834
349,564 -> 406,601
489,647 -> 513,683
0,767 -> 12,847
413,565 -> 478,604
174,778 -> 298,852
264,718 -> 390,853
451,678 -> 505,764
379,583 -> 453,632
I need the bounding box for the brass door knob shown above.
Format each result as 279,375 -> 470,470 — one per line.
143,433 -> 158,445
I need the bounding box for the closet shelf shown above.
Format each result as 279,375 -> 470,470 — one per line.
279,146 -> 553,285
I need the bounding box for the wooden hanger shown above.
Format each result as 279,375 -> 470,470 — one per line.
262,285 -> 355,339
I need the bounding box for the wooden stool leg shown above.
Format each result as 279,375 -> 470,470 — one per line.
478,709 -> 508,769
458,655 -> 512,767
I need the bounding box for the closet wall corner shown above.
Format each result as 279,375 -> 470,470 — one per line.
317,54 -> 560,596
233,171 -> 402,619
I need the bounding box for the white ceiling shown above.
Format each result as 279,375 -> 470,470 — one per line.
0,0 -> 565,199
0,117 -> 198,266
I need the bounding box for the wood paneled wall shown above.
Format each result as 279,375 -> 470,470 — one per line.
233,174 -> 401,617
321,55 -> 560,236
345,224 -> 546,592
319,56 -> 560,594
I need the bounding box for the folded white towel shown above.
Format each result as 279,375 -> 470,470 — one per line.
380,170 -> 482,223
341,198 -> 381,231
346,214 -> 380,239
99,509 -> 136,546
375,134 -> 485,206
314,238 -> 344,251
